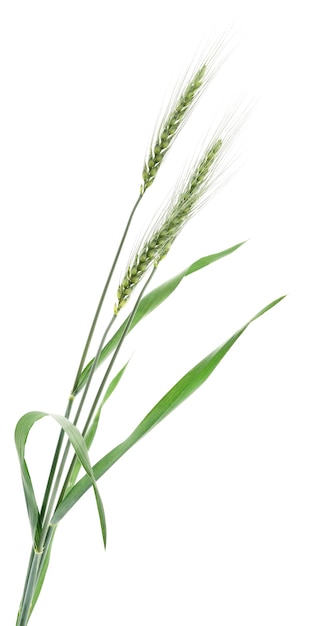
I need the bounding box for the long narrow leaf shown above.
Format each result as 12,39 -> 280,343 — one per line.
51,413 -> 107,548
15,411 -> 107,548
15,412 -> 45,546
67,361 -> 130,493
52,295 -> 285,525
74,242 -> 245,395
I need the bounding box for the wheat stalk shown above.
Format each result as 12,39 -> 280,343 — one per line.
14,30 -> 286,626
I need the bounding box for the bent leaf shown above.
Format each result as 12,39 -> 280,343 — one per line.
29,361 -> 130,613
52,295 -> 285,525
15,411 -> 107,549
74,242 -> 245,394
15,412 -> 45,546
67,361 -> 130,493
50,413 -> 107,549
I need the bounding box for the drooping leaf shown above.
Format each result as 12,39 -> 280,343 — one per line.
67,361 -> 130,493
15,411 -> 107,549
50,413 -> 107,549
52,295 -> 285,525
15,411 -> 46,546
74,242 -> 246,395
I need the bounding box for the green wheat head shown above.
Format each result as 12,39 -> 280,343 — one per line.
141,35 -> 228,193
142,65 -> 206,192
115,138 -> 223,314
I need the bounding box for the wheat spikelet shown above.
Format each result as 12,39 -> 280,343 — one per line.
115,139 -> 223,314
141,34 -> 229,193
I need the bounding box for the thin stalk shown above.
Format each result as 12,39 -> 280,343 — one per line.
39,193 -> 142,527
16,549 -> 37,626
72,315 -> 116,428
71,193 -> 143,394
83,267 -> 157,437
16,551 -> 41,626
39,315 -> 116,546
21,526 -> 57,625
40,396 -> 73,521
58,265 -> 158,505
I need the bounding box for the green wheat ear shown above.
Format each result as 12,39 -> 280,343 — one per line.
142,65 -> 206,192
115,138 -> 223,314
141,36 -> 228,194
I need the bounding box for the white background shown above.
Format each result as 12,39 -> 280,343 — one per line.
1,1 -> 311,624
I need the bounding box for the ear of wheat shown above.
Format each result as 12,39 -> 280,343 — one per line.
116,135 -> 225,313
141,35 -> 228,193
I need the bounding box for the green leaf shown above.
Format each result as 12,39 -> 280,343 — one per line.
101,359 -> 130,405
15,412 -> 45,546
15,411 -> 107,548
52,295 -> 285,526
74,242 -> 245,395
50,413 -> 107,548
67,361 -> 130,493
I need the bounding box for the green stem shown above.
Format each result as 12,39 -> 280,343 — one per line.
71,193 -> 143,394
72,315 -> 116,428
16,548 -> 36,626
58,265 -> 158,505
40,193 -> 142,523
40,397 -> 73,521
20,525 -> 57,626
16,551 -> 41,626
39,315 -> 116,546
84,268 -> 157,437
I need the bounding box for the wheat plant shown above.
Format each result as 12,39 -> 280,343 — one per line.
15,34 -> 285,625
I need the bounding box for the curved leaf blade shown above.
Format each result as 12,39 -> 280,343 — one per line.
74,242 -> 245,394
15,411 -> 107,548
67,360 -> 130,493
50,413 -> 107,548
52,295 -> 285,525
15,411 -> 46,545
